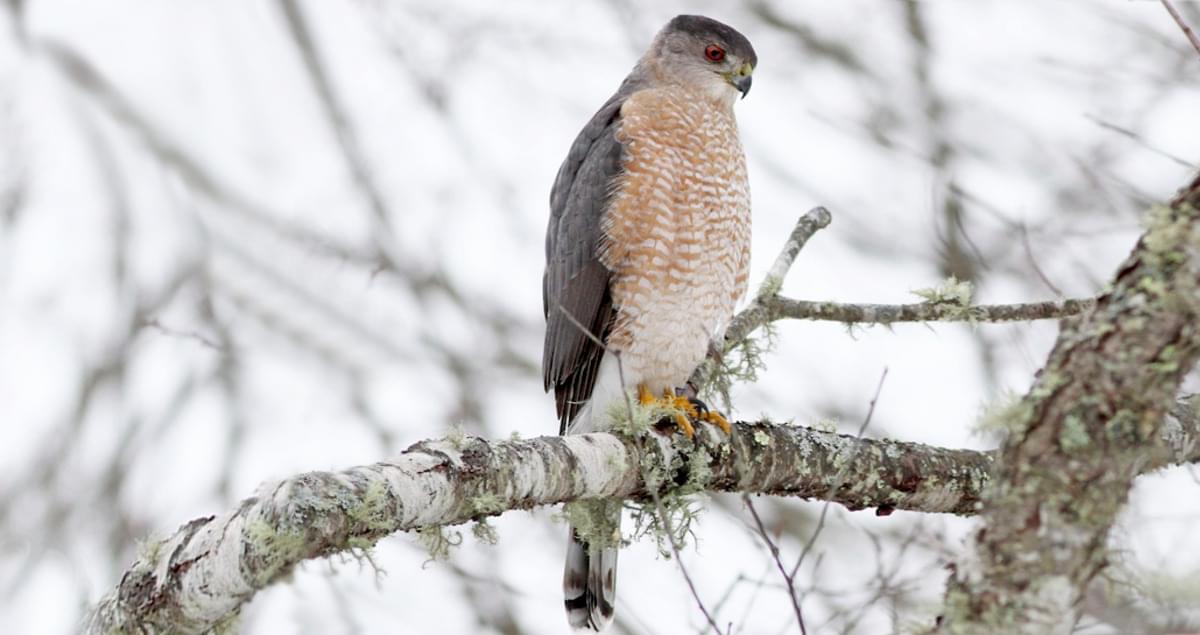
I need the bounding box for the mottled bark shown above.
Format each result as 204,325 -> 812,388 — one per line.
768,296 -> 1095,325
937,175 -> 1200,634
87,401 -> 1200,634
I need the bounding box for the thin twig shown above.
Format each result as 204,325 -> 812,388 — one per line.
742,497 -> 806,634
789,368 -> 888,581
616,357 -> 725,633
1019,224 -> 1064,298
141,318 -> 227,352
642,466 -> 727,634
743,370 -> 890,635
690,206 -> 1094,391
695,210 -> 1091,389
1086,115 -> 1196,169
1161,0 -> 1200,57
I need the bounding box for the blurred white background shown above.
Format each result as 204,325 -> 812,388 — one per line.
1,1 -> 1198,633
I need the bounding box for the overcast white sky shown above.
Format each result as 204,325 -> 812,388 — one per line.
2,1 -> 1199,633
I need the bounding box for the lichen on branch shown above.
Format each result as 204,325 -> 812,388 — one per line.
86,396 -> 1200,635
936,175 -> 1200,634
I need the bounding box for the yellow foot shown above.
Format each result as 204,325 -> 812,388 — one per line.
700,410 -> 732,435
671,412 -> 696,438
680,394 -> 731,435
634,384 -> 731,438
638,384 -> 656,406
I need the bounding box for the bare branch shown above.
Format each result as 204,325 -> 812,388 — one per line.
742,369 -> 888,635
742,496 -> 804,633
86,393 -> 1200,634
690,207 -> 1094,392
757,207 -> 832,299
789,369 -> 887,581
277,0 -> 399,239
767,296 -> 1095,326
1161,0 -> 1200,58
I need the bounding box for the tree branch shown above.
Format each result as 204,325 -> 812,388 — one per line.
87,397 -> 1200,634
937,174 -> 1200,634
761,295 -> 1095,327
1161,0 -> 1200,58
725,209 -> 1094,354
690,207 -> 1094,391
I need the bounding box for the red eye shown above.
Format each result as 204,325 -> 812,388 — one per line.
704,44 -> 725,62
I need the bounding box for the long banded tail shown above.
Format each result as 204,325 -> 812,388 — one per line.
564,525 -> 618,631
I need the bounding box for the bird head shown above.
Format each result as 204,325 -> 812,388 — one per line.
646,15 -> 757,103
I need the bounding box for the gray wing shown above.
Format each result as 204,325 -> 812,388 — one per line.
543,88 -> 633,434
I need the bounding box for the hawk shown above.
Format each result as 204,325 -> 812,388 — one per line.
543,15 -> 756,631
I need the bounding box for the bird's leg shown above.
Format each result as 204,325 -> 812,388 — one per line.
663,389 -> 697,439
678,381 -> 733,432
696,398 -> 729,432
636,384 -> 731,437
670,389 -> 732,435
637,383 -> 656,406
637,383 -> 696,438
667,388 -> 729,432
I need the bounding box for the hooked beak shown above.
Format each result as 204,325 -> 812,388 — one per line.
728,62 -> 753,99
735,74 -> 752,98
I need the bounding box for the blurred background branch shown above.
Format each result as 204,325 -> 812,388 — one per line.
3,1 -> 1199,633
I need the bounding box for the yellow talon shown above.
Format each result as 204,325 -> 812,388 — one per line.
635,385 -> 729,439
701,410 -> 732,435
669,395 -> 699,419
673,412 -> 696,438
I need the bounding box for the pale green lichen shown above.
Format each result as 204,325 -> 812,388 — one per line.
563,499 -> 624,550
1058,414 -> 1090,452
347,479 -> 394,534
245,519 -> 309,586
683,446 -> 714,492
469,493 -> 504,516
134,535 -> 164,565
626,438 -> 716,557
445,424 -> 467,449
639,448 -> 667,491
814,418 -> 838,434
910,276 -> 983,323
210,610 -> 242,635
1138,275 -> 1169,298
1150,344 -> 1181,374
629,492 -> 705,559
462,494 -> 505,545
974,390 -> 1030,437
758,274 -> 784,298
912,275 -> 973,306
1141,203 -> 1195,259
605,451 -> 628,473
1030,371 -> 1067,401
417,526 -> 461,564
471,519 -> 499,545
753,430 -> 772,446
703,323 -> 776,412
604,396 -> 658,436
